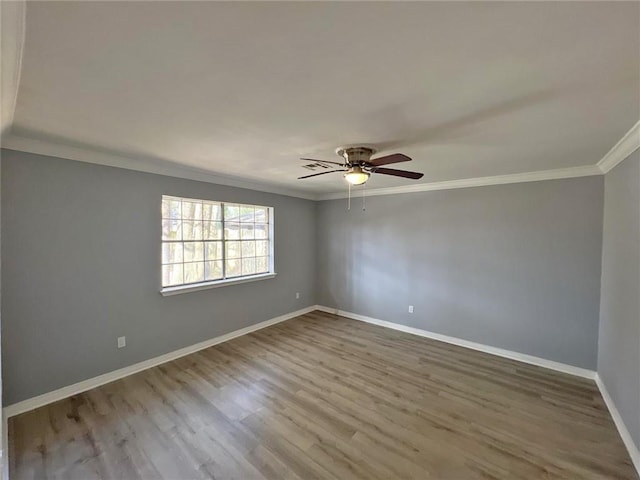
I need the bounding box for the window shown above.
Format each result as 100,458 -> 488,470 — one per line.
161,195 -> 274,293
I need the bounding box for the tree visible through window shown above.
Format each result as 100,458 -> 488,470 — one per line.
161,195 -> 273,287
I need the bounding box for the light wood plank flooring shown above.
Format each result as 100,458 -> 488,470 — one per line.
9,311 -> 637,479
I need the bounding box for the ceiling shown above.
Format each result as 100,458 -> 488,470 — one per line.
2,1 -> 639,197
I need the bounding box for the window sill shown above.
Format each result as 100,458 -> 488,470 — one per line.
160,272 -> 277,296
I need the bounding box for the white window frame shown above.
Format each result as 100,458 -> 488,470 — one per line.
160,195 -> 276,296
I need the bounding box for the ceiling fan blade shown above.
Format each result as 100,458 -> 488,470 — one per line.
373,167 -> 424,180
298,169 -> 345,179
368,153 -> 412,166
300,158 -> 344,166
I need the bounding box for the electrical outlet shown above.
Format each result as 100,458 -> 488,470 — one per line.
408,305 -> 414,314
296,292 -> 300,299
117,336 -> 126,348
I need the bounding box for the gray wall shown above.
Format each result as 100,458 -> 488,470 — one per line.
0,148 -> 614,406
1,149 -> 316,405
598,150 -> 640,447
317,176 -> 604,369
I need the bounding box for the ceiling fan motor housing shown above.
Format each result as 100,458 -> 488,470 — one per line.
336,146 -> 377,167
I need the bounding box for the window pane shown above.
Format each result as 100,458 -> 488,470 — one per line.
182,201 -> 202,221
183,221 -> 203,241
242,258 -> 256,276
255,240 -> 268,256
202,222 -> 222,240
205,241 -> 223,261
162,242 -> 183,264
224,204 -> 240,221
254,207 -> 268,224
226,259 -> 241,277
162,198 -> 182,219
239,206 -> 255,223
162,264 -> 183,286
205,261 -> 223,280
225,241 -> 241,259
184,262 -> 205,283
240,224 -> 254,240
184,242 -> 204,262
254,224 -> 268,239
203,221 -> 223,240
256,256 -> 269,273
241,240 -> 256,257
225,222 -> 240,240
203,203 -> 222,221
162,219 -> 182,241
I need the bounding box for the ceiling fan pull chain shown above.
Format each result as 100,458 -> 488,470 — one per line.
348,183 -> 351,210
363,182 -> 366,211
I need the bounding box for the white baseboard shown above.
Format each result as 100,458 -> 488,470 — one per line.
1,411 -> 6,480
315,305 -> 596,380
316,307 -> 640,473
3,305 -> 318,418
5,306 -> 636,477
595,374 -> 640,475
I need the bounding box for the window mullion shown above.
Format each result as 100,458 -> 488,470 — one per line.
221,202 -> 226,280
180,199 -> 186,285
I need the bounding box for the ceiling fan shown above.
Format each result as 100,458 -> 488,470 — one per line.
298,146 -> 424,185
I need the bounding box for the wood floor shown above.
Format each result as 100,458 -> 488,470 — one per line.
9,311 -> 637,479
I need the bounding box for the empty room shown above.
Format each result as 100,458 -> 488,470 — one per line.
1,1 -> 639,479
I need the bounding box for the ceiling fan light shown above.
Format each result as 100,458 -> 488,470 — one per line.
344,167 -> 370,185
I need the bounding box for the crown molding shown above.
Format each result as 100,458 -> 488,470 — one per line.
318,165 -> 602,200
1,134 -> 320,200
597,120 -> 640,174
5,118 -> 639,202
0,0 -> 26,135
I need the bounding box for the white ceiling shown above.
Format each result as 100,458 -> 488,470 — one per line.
3,1 -> 640,196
